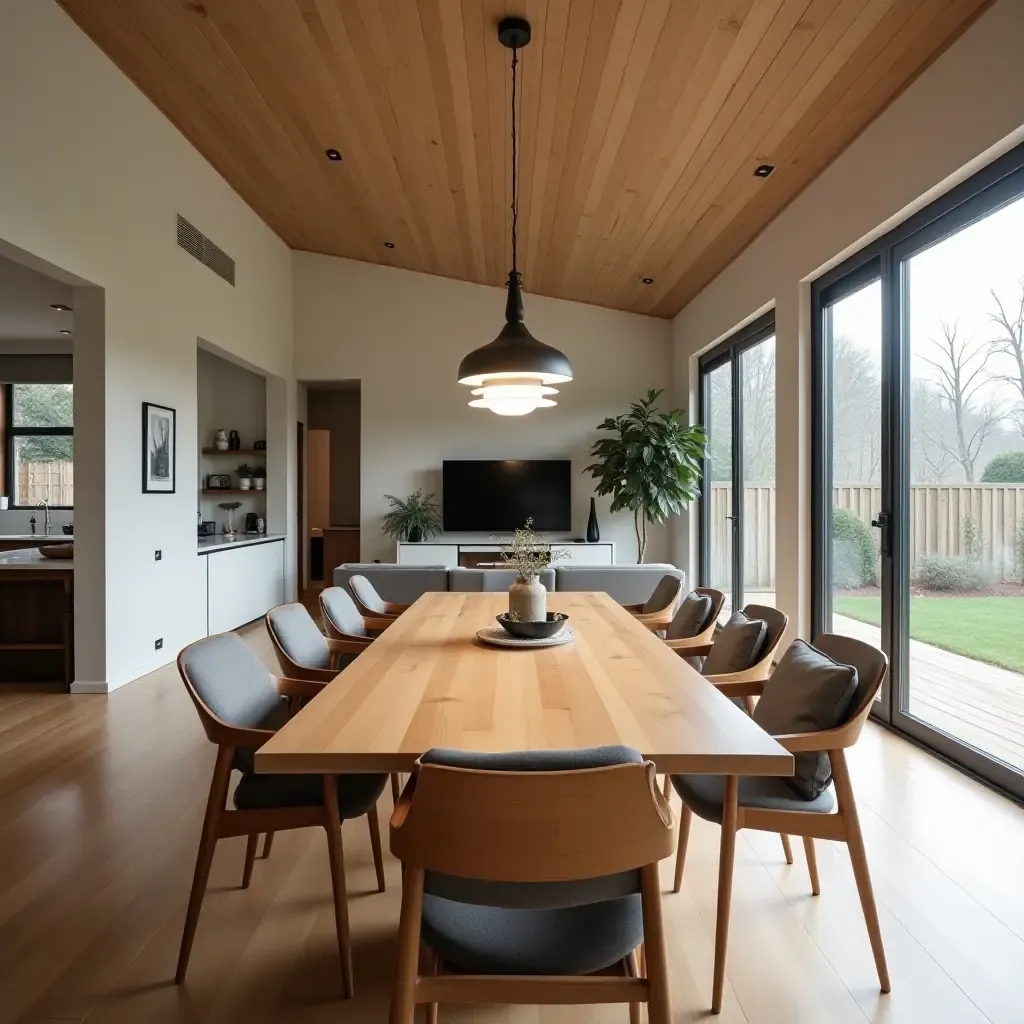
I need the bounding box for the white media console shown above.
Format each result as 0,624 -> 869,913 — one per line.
396,540 -> 615,567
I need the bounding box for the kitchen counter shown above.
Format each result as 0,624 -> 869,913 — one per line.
0,547 -> 73,570
198,533 -> 286,555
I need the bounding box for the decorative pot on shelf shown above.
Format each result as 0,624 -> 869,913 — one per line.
508,574 -> 546,623
238,477 -> 252,491
214,429 -> 229,451
253,478 -> 265,491
586,497 -> 600,543
229,430 -> 241,451
407,525 -> 423,543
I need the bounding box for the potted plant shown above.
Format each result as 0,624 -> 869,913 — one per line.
586,388 -> 707,563
236,464 -> 253,490
381,489 -> 443,543
499,519 -> 569,622
251,464 -> 266,491
218,500 -> 242,536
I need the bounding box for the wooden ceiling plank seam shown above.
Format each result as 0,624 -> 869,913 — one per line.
299,0 -> 433,267
586,0 -> 763,302
654,0 -> 990,316
434,0 -> 489,281
648,0 -> 969,314
540,0 -> 647,296
62,1 -> 300,249
569,0 -> 732,301
486,0 -> 514,286
605,0 -> 817,301
559,0 -> 674,297
614,0 -> 866,305
521,0 -> 571,293
637,0 -> 916,312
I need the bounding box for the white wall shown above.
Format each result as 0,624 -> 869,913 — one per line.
671,0 -> 1024,641
294,254 -> 674,564
0,0 -> 294,690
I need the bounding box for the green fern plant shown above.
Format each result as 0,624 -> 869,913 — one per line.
381,489 -> 443,542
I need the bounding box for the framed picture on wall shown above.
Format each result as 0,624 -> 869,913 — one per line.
142,402 -> 176,493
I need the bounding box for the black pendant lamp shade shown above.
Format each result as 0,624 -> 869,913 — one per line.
458,18 -> 573,415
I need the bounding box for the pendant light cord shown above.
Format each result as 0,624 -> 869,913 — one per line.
510,45 -> 519,274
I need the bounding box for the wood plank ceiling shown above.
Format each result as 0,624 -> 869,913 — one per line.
61,0 -> 991,318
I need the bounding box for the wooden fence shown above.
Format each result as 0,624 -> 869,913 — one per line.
710,483 -> 1024,588
16,461 -> 74,507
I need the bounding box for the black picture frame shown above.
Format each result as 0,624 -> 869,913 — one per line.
142,402 -> 176,494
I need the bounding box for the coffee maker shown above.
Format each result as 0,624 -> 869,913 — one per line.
244,512 -> 260,534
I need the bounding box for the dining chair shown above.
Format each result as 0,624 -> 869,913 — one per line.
625,573 -> 684,632
348,574 -> 411,619
265,602 -> 366,684
668,634 -> 891,1013
175,632 -> 388,993
319,585 -> 392,643
661,587 -> 725,650
388,745 -> 675,1024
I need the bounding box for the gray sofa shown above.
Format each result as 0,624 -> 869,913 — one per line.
333,562 -> 684,608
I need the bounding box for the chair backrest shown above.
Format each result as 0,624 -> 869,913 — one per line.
390,746 -> 673,907
743,604 -> 789,664
695,587 -> 726,629
266,603 -> 331,671
348,574 -> 388,616
642,573 -> 684,614
666,588 -> 723,640
813,633 -> 889,738
319,586 -> 368,638
334,564 -> 449,603
178,632 -> 280,741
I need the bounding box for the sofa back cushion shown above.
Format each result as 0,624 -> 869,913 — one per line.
555,565 -> 685,607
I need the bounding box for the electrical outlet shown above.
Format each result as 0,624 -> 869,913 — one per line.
154,638 -> 164,651
154,549 -> 162,561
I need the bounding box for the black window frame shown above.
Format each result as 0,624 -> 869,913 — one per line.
4,381 -> 75,510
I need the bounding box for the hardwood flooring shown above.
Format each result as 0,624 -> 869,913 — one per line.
2,621 -> 1024,1023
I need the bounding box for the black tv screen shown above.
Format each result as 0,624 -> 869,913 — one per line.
443,460 -> 571,532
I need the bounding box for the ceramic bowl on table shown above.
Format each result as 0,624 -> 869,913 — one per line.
495,612 -> 568,640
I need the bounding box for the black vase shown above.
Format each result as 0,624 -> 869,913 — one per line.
407,525 -> 423,543
586,498 -> 600,543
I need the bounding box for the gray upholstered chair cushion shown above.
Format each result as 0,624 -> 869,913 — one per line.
701,609 -> 768,675
349,574 -> 388,615
417,744 -> 644,975
643,574 -> 683,614
554,565 -> 685,607
666,591 -> 713,640
267,604 -> 332,669
334,564 -> 449,604
670,773 -> 834,823
753,639 -> 859,799
233,771 -> 387,817
181,632 -> 281,729
320,586 -> 369,638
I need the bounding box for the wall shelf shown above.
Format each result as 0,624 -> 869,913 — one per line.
201,489 -> 268,495
201,448 -> 266,455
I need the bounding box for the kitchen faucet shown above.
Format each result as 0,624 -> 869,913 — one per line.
35,500 -> 51,537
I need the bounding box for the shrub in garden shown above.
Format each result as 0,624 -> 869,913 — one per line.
832,507 -> 877,589
916,555 -> 988,592
981,451 -> 1024,483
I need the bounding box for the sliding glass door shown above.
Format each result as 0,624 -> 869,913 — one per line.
699,313 -> 776,617
813,143 -> 1024,799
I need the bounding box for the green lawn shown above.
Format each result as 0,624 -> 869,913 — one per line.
833,596 -> 1024,676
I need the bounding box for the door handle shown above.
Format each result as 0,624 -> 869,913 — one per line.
870,512 -> 891,557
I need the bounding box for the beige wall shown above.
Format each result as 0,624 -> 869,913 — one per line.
294,253 -> 674,564
0,0 -> 295,689
671,0 -> 1024,642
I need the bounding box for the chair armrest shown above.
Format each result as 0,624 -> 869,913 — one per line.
622,603 -> 645,613
363,616 -> 394,632
705,666 -> 769,685
275,676 -> 326,700
384,601 -> 411,615
390,771 -> 417,830
209,724 -> 277,748
710,679 -> 765,699
774,727 -> 855,752
634,609 -> 674,630
326,637 -> 371,656
665,639 -> 713,657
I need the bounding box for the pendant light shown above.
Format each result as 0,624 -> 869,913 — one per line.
458,17 -> 573,416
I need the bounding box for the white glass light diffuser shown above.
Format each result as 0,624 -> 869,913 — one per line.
468,381 -> 558,416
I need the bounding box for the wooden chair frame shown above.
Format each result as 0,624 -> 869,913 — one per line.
265,604 -> 369,684
661,586 -> 726,652
175,641 -> 386,994
670,637 -> 890,1014
319,587 -> 392,644
388,760 -> 676,1024
624,577 -> 684,633
348,575 -> 410,619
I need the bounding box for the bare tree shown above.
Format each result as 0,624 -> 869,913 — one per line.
832,335 -> 882,484
988,282 -> 1024,437
910,381 -> 957,483
920,320 -> 1001,482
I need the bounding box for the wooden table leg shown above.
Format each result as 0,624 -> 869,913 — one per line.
712,775 -> 738,1015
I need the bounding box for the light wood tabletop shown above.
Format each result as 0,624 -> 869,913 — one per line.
255,592 -> 793,778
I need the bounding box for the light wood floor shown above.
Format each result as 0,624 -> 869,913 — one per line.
3,623 -> 1024,1023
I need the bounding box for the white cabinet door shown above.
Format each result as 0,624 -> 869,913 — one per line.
206,541 -> 285,634
552,543 -> 614,566
397,543 -> 459,567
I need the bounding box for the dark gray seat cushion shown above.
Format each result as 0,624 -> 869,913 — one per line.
666,591 -> 713,640
233,771 -> 386,817
671,773 -> 834,823
421,894 -> 643,975
267,604 -> 331,669
753,639 -> 859,798
702,610 -> 768,675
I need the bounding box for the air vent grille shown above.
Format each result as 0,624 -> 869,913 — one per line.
176,213 -> 235,286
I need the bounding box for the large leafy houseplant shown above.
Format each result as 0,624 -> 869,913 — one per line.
381,489 -> 443,542
585,389 -> 707,563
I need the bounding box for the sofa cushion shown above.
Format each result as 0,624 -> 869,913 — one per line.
753,639 -> 859,799
666,591 -> 713,640
701,610 -> 768,676
333,564 -> 449,604
554,565 -> 685,607
449,567 -> 556,592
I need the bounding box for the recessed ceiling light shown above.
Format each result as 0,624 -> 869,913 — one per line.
59,329 -> 72,335
641,277 -> 655,285
50,303 -> 72,311
754,164 -> 775,178
325,148 -> 342,162
384,241 -> 395,249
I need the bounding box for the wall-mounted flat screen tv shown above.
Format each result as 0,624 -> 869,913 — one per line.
442,460 -> 572,532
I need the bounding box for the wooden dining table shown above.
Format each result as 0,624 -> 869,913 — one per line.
256,590 -> 792,779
